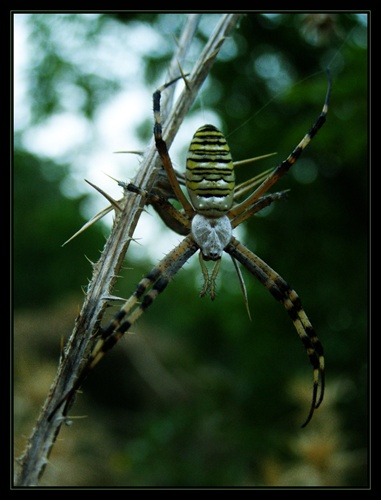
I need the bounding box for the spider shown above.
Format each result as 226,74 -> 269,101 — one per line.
51,72 -> 330,427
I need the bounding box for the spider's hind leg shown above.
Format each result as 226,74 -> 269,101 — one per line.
49,235 -> 199,421
226,237 -> 324,427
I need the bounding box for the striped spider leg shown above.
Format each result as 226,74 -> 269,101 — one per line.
51,73 -> 330,426
225,238 -> 324,427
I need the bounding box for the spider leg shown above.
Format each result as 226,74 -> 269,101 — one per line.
126,182 -> 191,236
226,237 -> 324,427
233,166 -> 274,200
153,79 -> 194,217
231,190 -> 289,229
98,235 -> 198,358
49,235 -> 198,420
229,72 -> 331,219
230,255 -> 252,321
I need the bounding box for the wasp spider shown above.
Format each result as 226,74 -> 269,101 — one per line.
52,73 -> 330,427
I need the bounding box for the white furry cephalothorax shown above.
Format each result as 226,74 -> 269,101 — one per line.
191,213 -> 232,260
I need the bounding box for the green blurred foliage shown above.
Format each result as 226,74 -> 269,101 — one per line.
13,147 -> 106,308
14,13 -> 368,487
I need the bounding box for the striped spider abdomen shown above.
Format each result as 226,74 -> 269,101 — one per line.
186,124 -> 235,216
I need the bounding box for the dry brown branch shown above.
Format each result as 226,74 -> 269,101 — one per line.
14,13 -> 242,487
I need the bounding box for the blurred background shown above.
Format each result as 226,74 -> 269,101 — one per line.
13,13 -> 368,487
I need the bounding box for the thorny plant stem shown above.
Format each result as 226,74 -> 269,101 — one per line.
15,14 -> 242,487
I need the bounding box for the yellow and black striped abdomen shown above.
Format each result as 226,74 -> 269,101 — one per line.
186,124 -> 235,217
